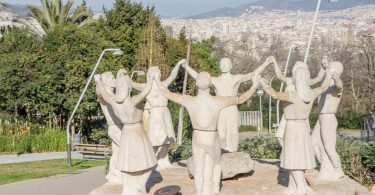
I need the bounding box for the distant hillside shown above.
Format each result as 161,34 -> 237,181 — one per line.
1,3 -> 30,16
186,0 -> 375,19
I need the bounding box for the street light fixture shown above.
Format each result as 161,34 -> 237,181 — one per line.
131,71 -> 145,79
66,48 -> 123,166
304,0 -> 338,63
257,88 -> 264,133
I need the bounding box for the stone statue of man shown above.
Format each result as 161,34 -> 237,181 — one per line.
94,72 -> 123,184
132,59 -> 186,169
311,61 -> 345,181
259,61 -> 333,195
155,67 -> 259,195
182,57 -> 272,152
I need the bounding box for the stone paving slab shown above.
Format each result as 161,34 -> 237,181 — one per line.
0,152 -> 83,164
91,159 -> 370,195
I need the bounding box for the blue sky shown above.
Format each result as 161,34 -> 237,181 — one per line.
2,0 -> 256,17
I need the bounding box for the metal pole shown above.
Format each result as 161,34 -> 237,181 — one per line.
66,49 -> 119,166
259,95 -> 263,133
276,45 -> 294,125
268,76 -> 276,134
304,0 -> 322,63
177,41 -> 191,145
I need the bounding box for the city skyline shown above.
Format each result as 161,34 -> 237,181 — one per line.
2,0 -> 257,17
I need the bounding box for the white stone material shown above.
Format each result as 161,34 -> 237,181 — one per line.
312,61 -> 345,181
95,69 -> 157,195
133,59 -> 186,169
260,61 -> 334,195
187,152 -> 255,180
155,67 -> 259,195
182,57 -> 271,152
94,72 -> 123,184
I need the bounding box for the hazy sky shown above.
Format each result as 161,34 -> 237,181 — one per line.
3,0 -> 256,17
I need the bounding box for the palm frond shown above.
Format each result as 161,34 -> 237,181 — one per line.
59,0 -> 73,25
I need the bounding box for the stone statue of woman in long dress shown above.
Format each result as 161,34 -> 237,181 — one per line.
96,69 -> 157,195
155,67 -> 260,195
259,61 -> 333,195
182,57 -> 272,152
132,59 -> 186,169
94,72 -> 123,184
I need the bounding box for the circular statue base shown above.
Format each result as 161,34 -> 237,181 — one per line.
89,159 -> 369,195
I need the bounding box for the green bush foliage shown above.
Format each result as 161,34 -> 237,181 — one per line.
239,125 -> 258,132
239,136 -> 282,159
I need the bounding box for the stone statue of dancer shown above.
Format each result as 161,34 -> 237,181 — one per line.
96,68 -> 157,195
271,56 -> 328,146
311,61 -> 345,181
182,57 -> 272,152
132,59 -> 186,169
259,61 -> 333,195
94,72 -> 123,184
154,67 -> 259,195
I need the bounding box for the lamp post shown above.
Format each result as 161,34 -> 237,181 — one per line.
276,44 -> 296,125
66,48 -> 123,166
268,76 -> 276,134
257,88 -> 264,133
304,0 -> 338,63
131,71 -> 145,79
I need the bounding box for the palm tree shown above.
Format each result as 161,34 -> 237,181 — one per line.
28,0 -> 92,32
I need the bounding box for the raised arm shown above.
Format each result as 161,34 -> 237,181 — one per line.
94,76 -> 116,105
182,63 -> 198,80
309,66 -> 325,86
272,57 -> 290,83
259,78 -> 294,102
132,81 -> 146,91
131,69 -> 153,105
239,56 -> 272,83
312,70 -> 333,98
155,77 -> 187,106
163,59 -> 186,86
333,73 -> 343,95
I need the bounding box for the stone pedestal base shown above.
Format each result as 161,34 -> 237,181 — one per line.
187,152 -> 255,179
89,159 -> 369,195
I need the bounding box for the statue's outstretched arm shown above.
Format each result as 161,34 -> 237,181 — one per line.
163,59 -> 186,86
309,67 -> 325,86
131,73 -> 153,105
156,78 -> 190,106
272,57 -> 290,83
239,57 -> 272,83
260,78 -> 294,102
312,70 -> 333,98
95,77 -> 116,105
132,81 -> 146,91
182,63 -> 198,80
333,74 -> 343,94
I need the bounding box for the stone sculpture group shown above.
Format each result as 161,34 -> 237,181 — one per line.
93,55 -> 345,195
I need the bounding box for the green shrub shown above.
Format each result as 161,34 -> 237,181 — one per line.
169,139 -> 192,163
337,135 -> 375,185
239,136 -> 281,159
336,110 -> 362,129
239,125 -> 258,132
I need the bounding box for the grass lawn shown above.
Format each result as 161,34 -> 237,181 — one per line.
0,159 -> 106,185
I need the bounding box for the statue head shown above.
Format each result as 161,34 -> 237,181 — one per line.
322,55 -> 329,69
292,61 -> 312,103
115,69 -> 132,103
220,58 -> 233,73
99,72 -> 116,95
327,61 -> 343,76
196,72 -> 211,90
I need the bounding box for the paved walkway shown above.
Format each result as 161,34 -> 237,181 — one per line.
0,152 -> 83,164
0,166 -> 106,195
